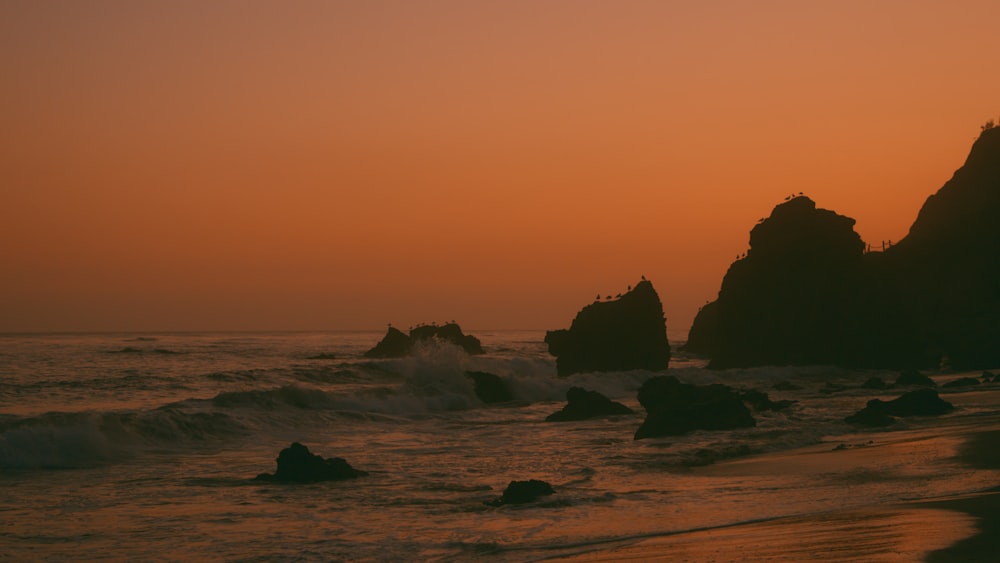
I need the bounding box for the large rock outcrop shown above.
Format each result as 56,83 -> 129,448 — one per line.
686,126 -> 1000,370
686,196 -> 918,368
364,323 -> 484,358
545,280 -> 670,376
883,126 -> 1000,369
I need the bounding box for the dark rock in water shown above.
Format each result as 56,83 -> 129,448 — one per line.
466,371 -> 513,404
943,376 -> 981,388
846,388 -> 954,427
772,381 -> 802,391
862,376 -> 888,390
545,280 -> 670,376
486,479 -> 555,506
364,323 -> 484,358
873,388 -> 955,416
364,327 -> 411,358
845,408 -> 896,427
739,389 -> 794,412
982,371 -> 996,382
634,376 -> 756,439
109,347 -> 145,354
855,389 -> 955,426
819,382 -> 850,394
255,442 -> 367,483
306,353 -> 338,360
545,387 -> 633,422
895,370 -> 936,387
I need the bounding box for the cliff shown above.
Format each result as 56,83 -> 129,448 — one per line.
885,126 -> 1000,369
687,126 -> 1000,370
686,197 -> 920,368
545,280 -> 670,376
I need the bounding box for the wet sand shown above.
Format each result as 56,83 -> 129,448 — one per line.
551,424 -> 1000,562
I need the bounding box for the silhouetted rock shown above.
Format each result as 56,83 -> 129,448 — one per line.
634,376 -> 755,439
545,387 -> 633,422
895,370 -> 936,387
545,280 -> 670,376
466,371 -> 513,404
845,408 -> 896,427
684,196 -> 921,369
876,388 -> 955,416
846,389 -> 954,427
772,381 -> 802,391
255,442 -> 367,483
486,479 -> 555,506
364,327 -> 411,358
739,389 -> 794,412
364,323 -> 484,358
884,127 -> 1000,370
982,371 -> 997,382
943,377 -> 981,388
862,376 -> 888,390
687,127 -> 1000,370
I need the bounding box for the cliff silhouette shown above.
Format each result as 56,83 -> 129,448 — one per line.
687,125 -> 1000,369
545,280 -> 670,375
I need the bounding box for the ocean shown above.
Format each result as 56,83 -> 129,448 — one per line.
2,331 -> 999,561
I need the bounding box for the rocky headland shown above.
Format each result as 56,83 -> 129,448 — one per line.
686,126 -> 1000,370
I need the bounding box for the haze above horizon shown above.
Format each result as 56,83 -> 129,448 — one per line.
3,1 -> 1000,334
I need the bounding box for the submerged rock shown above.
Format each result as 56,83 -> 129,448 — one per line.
486,479 -> 555,506
466,371 -> 513,404
545,280 -> 670,376
364,323 -> 484,358
634,376 -> 756,439
545,387 -> 633,422
255,442 -> 367,483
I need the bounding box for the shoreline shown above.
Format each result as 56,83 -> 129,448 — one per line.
546,424 -> 1000,562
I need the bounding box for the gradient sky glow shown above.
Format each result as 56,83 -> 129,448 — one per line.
3,1 -> 1000,334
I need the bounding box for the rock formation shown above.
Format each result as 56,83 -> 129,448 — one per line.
545,387 -> 633,422
486,479 -> 555,506
845,388 -> 955,427
466,371 -> 514,403
255,442 -> 367,483
687,126 -> 1000,370
882,126 -> 1000,370
634,375 -> 756,439
545,280 -> 670,376
364,323 -> 484,358
685,196 -> 920,368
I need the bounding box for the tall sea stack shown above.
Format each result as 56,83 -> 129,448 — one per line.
545,280 -> 670,376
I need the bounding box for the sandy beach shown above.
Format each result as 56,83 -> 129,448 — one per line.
552,419 -> 1000,562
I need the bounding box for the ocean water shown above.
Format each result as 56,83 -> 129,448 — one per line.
1,331 -> 999,561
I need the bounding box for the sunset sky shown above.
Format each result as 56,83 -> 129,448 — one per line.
3,1 -> 1000,334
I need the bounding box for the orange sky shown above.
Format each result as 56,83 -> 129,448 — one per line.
3,1 -> 1000,334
